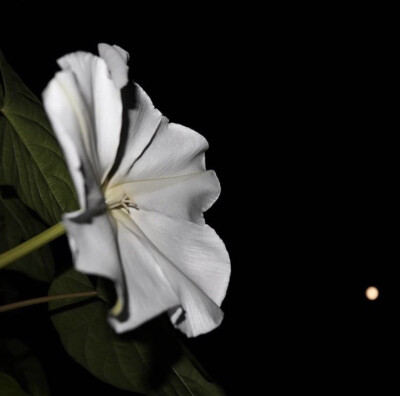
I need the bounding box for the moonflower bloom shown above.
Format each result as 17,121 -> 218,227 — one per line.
43,44 -> 230,337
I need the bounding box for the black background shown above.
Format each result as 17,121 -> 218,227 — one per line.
1,2 -> 399,394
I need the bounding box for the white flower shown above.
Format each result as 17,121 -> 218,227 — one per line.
43,44 -> 230,337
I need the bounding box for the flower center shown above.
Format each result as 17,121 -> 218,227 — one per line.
106,193 -> 138,214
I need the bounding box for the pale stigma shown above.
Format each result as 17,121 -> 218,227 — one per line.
111,298 -> 124,316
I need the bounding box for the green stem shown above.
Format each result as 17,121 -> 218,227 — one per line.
0,291 -> 98,314
0,222 -> 66,269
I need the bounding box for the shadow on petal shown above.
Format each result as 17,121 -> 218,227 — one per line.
106,82 -> 139,181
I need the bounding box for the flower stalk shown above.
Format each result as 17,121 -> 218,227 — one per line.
0,291 -> 98,314
0,222 -> 66,269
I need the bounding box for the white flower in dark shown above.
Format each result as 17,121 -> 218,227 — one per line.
43,44 -> 230,337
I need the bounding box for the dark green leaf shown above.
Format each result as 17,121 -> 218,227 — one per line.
49,269 -> 225,395
0,192 -> 54,282
0,372 -> 30,396
0,338 -> 50,396
0,50 -> 78,225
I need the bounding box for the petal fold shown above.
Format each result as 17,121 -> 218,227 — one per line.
63,210 -> 123,286
125,116 -> 209,182
109,210 -> 180,333
57,51 -> 123,184
131,209 -> 231,337
98,43 -> 129,89
43,70 -> 103,210
108,83 -> 163,187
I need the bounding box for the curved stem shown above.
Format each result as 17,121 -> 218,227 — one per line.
0,222 -> 66,269
0,291 -> 98,314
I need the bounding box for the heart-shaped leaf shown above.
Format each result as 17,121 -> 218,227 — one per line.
0,50 -> 78,225
49,269 -> 225,395
0,191 -> 54,282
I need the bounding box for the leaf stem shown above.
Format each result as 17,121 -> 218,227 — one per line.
0,222 -> 66,269
0,291 -> 98,313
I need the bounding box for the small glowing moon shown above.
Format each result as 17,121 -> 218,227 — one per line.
365,286 -> 379,301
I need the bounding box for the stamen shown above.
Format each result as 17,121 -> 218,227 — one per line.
106,193 -> 138,214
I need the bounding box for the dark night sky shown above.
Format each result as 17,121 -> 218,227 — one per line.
1,2 -> 399,393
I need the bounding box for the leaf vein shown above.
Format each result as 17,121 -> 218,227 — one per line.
6,120 -> 63,223
172,368 -> 194,396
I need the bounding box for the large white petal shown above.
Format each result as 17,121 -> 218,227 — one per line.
131,209 -> 231,337
109,210 -> 179,333
105,170 -> 220,224
107,83 -> 162,188
63,210 -> 123,286
123,116 -> 209,182
43,70 -> 103,210
57,51 -> 123,184
98,43 -> 129,89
